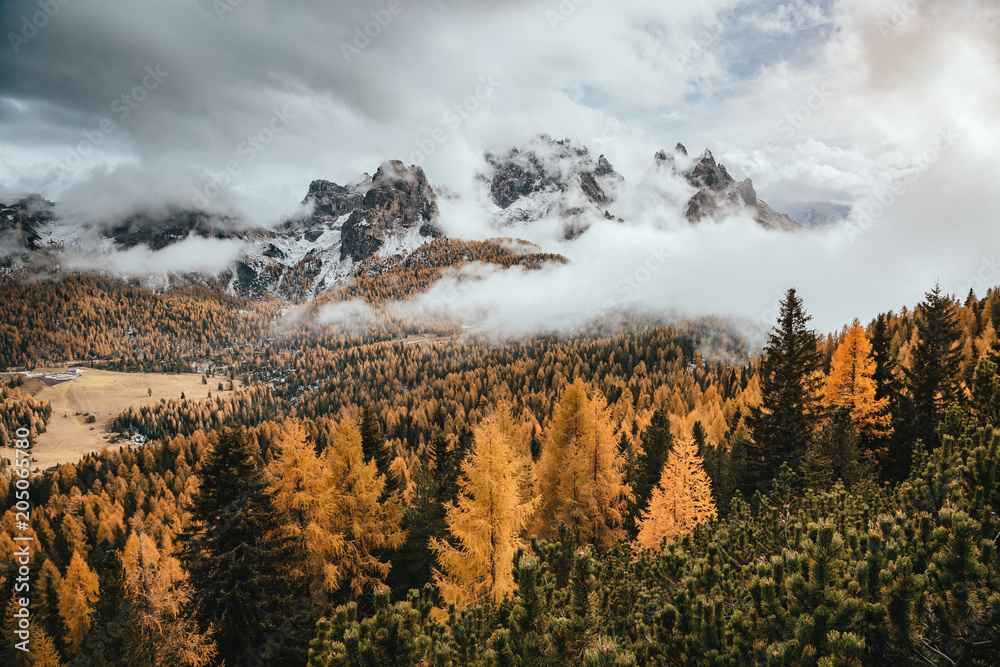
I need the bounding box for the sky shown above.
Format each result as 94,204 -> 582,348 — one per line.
1,0 -> 998,334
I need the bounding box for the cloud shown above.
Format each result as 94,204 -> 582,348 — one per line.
0,0 -> 996,333
54,165 -> 232,227
60,235 -> 245,276
315,299 -> 380,328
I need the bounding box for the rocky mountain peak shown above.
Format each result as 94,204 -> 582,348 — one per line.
482,134 -> 624,236
107,209 -> 248,251
302,176 -> 369,219
651,144 -> 802,231
340,160 -> 442,262
0,194 -> 55,250
595,154 -> 616,177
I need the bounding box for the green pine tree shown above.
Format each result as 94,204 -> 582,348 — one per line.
75,551 -> 139,667
360,402 -> 396,495
972,357 -> 1000,428
749,288 -> 822,488
179,426 -> 303,666
624,409 -> 673,537
903,284 -> 961,449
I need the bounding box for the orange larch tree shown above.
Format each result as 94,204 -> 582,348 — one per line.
121,531 -> 216,666
431,403 -> 539,609
536,379 -> 631,552
268,418 -> 405,601
58,551 -> 100,655
822,319 -> 893,447
635,436 -> 717,551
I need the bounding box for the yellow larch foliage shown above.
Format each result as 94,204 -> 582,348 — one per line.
431,403 -> 539,609
325,417 -> 406,598
57,551 -> 99,655
268,418 -> 405,599
822,319 -> 893,441
536,379 -> 631,552
122,532 -> 216,666
635,436 -> 717,551
31,627 -> 65,667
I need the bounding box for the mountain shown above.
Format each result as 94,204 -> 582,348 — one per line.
0,194 -> 55,252
652,143 -> 802,231
482,134 -> 624,239
108,209 -> 248,250
0,134 -> 806,295
235,160 -> 444,299
339,160 -> 442,262
480,134 -> 802,237
787,203 -> 851,228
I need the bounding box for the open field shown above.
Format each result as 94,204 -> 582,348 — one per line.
0,368 -> 236,470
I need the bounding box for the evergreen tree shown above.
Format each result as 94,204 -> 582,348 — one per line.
870,314 -> 897,404
624,409 -> 673,538
528,424 -> 542,462
33,559 -> 64,650
634,437 -> 717,550
692,421 -> 707,450
360,402 -> 396,496
903,284 -> 961,448
75,551 -> 137,667
749,288 -> 822,487
386,432 -> 469,600
714,417 -> 754,514
799,408 -> 863,490
431,404 -> 539,608
179,426 -> 300,666
972,357 -> 1000,428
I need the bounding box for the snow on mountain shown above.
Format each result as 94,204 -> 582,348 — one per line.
481,134 -> 624,239
1,134 -> 811,295
646,143 -> 802,231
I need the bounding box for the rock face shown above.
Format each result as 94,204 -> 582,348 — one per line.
0,195 -> 54,250
304,177 -> 369,218
235,161 -> 445,299
482,134 -> 623,237
340,160 -> 442,262
655,145 -> 802,231
786,204 -> 850,228
481,136 -> 800,237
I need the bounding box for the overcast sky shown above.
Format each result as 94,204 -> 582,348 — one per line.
1,0 -> 998,332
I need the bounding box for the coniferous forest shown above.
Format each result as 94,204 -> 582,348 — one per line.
3,276 -> 1000,666
2,2 -> 997,665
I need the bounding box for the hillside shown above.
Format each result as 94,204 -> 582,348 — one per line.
1,277 -> 1000,665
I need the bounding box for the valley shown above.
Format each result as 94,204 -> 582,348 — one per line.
0,368 -> 237,470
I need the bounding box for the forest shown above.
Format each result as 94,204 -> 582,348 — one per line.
2,275 -> 1000,666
